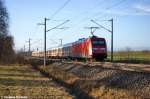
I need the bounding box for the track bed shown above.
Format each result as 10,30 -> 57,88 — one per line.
39,62 -> 150,99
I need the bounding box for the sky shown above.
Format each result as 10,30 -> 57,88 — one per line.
4,0 -> 150,51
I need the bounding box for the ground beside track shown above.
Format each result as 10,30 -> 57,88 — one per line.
65,61 -> 150,72
0,65 -> 74,98
38,62 -> 150,99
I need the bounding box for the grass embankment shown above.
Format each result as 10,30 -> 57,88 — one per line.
0,65 -> 73,98
39,62 -> 150,99
38,64 -> 93,99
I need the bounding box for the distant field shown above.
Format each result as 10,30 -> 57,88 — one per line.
0,65 -> 72,98
107,51 -> 150,62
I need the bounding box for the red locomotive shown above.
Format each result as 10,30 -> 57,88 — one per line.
32,36 -> 107,60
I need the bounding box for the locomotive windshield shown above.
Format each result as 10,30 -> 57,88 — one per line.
92,40 -> 105,46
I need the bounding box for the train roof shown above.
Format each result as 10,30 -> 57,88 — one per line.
62,42 -> 72,47
47,36 -> 105,50
73,36 -> 105,44
90,35 -> 105,39
47,42 -> 72,50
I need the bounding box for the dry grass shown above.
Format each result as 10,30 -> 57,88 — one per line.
0,65 -> 73,98
40,65 -> 79,84
40,62 -> 150,99
89,86 -> 139,99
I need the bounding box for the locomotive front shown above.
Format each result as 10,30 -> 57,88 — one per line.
91,36 -> 107,60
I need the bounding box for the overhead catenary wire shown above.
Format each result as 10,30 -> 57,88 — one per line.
30,39 -> 42,46
49,39 -> 60,44
62,0 -> 108,30
46,20 -> 69,32
48,27 -> 69,39
49,0 -> 71,19
37,17 -> 69,66
30,0 -> 71,52
31,0 -> 126,53
43,0 -> 71,55
65,0 -> 126,36
80,0 -> 127,24
44,0 -> 106,45
93,0 -> 127,19
44,0 -> 126,44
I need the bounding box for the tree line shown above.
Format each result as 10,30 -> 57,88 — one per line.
0,0 -> 15,64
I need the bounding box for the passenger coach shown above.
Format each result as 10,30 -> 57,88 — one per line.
32,36 -> 107,60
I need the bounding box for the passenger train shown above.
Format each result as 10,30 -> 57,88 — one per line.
32,36 -> 107,60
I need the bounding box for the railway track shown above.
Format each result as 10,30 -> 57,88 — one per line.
64,61 -> 150,73
30,57 -> 150,73
43,62 -> 150,98
25,57 -> 150,98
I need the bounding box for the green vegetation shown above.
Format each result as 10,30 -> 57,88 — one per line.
107,51 -> 150,63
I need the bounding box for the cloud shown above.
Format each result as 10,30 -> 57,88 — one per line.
93,4 -> 150,17
134,3 -> 150,13
93,9 -> 150,17
95,9 -> 129,16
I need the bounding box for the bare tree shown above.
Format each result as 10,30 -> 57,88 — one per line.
0,0 -> 14,63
